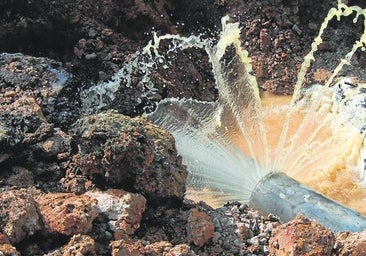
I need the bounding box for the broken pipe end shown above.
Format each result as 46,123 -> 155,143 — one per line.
249,172 -> 366,233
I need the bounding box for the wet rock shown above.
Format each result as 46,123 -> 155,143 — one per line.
1,0 -> 362,108
71,110 -> 187,206
0,53 -> 72,125
0,54 -> 74,149
31,129 -> 73,161
0,125 -> 74,192
335,230 -> 366,256
0,53 -> 76,192
0,94 -> 49,148
269,215 -> 335,256
186,208 -> 215,247
0,189 -> 42,244
86,189 -> 146,236
37,193 -> 98,236
0,53 -> 69,93
1,0 -> 365,255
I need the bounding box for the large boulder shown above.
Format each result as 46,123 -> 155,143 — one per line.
71,110 -> 187,206
0,53 -> 75,192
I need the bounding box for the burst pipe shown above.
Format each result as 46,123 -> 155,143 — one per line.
250,172 -> 366,233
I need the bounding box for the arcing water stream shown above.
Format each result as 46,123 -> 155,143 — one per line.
83,1 -> 366,232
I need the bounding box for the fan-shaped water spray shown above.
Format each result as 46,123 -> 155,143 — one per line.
80,1 -> 366,233
145,2 -> 366,232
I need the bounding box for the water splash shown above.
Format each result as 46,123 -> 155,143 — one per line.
146,1 -> 366,214
81,1 -> 366,228
275,2 -> 366,173
80,51 -> 159,114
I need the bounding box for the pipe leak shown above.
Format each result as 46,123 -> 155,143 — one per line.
86,1 -> 366,232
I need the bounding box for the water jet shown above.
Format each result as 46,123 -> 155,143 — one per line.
85,1 -> 366,232
145,2 -> 366,232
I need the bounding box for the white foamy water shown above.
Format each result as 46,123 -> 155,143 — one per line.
146,2 -> 366,212
82,1 -> 366,213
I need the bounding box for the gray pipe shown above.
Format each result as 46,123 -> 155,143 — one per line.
249,172 -> 366,233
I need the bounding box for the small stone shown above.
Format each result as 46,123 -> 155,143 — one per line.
187,208 -> 215,247
237,223 -> 253,241
69,14 -> 80,24
60,172 -> 94,195
57,152 -> 70,160
335,230 -> 366,255
110,237 -> 146,256
168,244 -> 196,255
102,28 -> 114,37
78,38 -> 87,48
239,203 -> 248,212
145,241 -> 173,254
86,189 -> 146,236
0,244 -> 20,256
212,232 -> 221,243
33,129 -> 73,159
88,29 -> 97,38
292,24 -> 302,35
259,29 -> 271,52
308,22 -> 318,31
269,215 -> 335,255
98,71 -> 109,81
4,90 -> 17,97
85,53 -> 97,60
37,193 -> 99,235
96,40 -> 104,49
73,47 -> 82,57
0,233 -> 10,244
61,234 -> 97,256
250,236 -> 259,246
0,189 -> 42,244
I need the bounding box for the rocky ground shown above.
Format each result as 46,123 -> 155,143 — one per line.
1,0 -> 366,255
